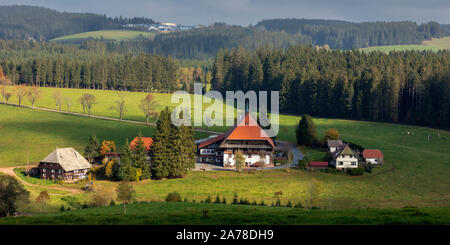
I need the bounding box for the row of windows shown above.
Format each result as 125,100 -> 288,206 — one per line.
42,169 -> 62,173
337,161 -> 357,166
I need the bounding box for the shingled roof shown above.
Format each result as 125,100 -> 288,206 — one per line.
40,148 -> 91,171
332,144 -> 357,160
327,140 -> 343,148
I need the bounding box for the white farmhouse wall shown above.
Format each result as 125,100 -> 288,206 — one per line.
335,155 -> 358,169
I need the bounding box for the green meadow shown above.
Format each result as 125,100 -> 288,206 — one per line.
360,36 -> 450,53
0,86 -> 449,211
51,30 -> 155,42
0,202 -> 448,225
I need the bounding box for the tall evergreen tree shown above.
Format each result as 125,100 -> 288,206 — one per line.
296,114 -> 318,146
132,132 -> 151,180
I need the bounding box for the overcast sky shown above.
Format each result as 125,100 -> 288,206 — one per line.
1,0 -> 449,25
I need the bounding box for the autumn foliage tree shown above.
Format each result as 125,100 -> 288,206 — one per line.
139,94 -> 158,123
235,150 -> 245,172
324,128 -> 340,140
36,191 -> 50,213
99,140 -> 116,156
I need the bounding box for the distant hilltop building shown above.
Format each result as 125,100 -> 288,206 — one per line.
123,22 -> 196,32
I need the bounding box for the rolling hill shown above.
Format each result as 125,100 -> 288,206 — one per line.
360,36 -> 450,53
51,30 -> 155,43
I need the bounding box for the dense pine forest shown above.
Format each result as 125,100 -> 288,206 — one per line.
211,46 -> 450,128
256,19 -> 450,49
0,40 -> 178,92
0,5 -> 155,41
0,5 -> 449,128
108,23 -> 311,59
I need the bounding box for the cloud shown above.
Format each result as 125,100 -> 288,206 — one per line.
0,0 -> 449,25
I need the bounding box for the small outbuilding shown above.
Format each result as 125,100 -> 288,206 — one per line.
362,149 -> 384,165
309,161 -> 329,169
38,147 -> 92,181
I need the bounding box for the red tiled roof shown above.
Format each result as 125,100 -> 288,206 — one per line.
130,137 -> 153,151
197,112 -> 275,149
309,161 -> 329,167
223,112 -> 275,147
362,149 -> 383,159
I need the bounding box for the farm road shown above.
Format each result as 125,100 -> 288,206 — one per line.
0,166 -> 82,195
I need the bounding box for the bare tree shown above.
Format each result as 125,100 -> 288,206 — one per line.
0,85 -> 7,102
63,96 -> 73,112
79,93 -> 96,116
52,90 -> 63,111
26,86 -> 41,108
109,92 -> 127,121
14,85 -> 27,107
305,178 -> 320,210
139,94 -> 158,123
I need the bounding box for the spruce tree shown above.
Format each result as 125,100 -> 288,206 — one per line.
84,134 -> 100,163
296,114 -> 317,146
132,132 -> 151,180
151,107 -> 172,178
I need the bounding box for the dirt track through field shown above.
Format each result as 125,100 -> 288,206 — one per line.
0,166 -> 83,195
0,102 -> 223,135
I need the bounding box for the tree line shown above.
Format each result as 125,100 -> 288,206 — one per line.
0,5 -> 155,41
0,40 -> 178,92
211,46 -> 450,128
256,18 -> 450,49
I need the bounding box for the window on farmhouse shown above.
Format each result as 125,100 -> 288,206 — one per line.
338,162 -> 343,166
351,162 -> 356,165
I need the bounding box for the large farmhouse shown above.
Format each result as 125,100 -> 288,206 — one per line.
38,147 -> 92,181
196,112 -> 275,167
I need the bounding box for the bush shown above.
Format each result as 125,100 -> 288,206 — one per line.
232,193 -> 238,204
286,201 -> 293,208
204,196 -> 212,203
295,202 -> 304,208
365,163 -> 373,173
222,197 -> 227,204
347,168 -> 364,176
184,198 -> 188,202
260,200 -> 266,206
60,205 -> 65,212
214,195 -> 221,204
298,159 -> 308,168
109,199 -> 116,206
252,200 -> 257,205
165,192 -> 182,202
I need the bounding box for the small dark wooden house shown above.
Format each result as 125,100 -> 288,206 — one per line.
38,147 -> 92,182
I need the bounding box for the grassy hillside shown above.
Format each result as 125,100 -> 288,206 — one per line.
0,104 -> 207,167
0,202 -> 448,225
1,87 -> 449,209
51,30 -> 155,43
360,36 -> 450,53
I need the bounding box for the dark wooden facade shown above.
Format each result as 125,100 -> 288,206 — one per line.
38,162 -> 89,181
